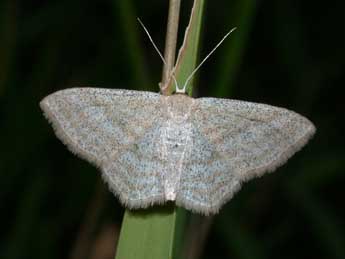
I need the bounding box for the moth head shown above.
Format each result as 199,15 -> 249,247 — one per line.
165,94 -> 194,122
175,83 -> 187,94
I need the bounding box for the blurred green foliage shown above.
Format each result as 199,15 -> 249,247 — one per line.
0,0 -> 344,259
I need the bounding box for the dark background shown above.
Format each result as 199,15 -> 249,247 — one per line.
0,0 -> 344,259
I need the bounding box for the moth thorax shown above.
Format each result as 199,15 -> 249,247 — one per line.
160,120 -> 192,159
165,94 -> 194,122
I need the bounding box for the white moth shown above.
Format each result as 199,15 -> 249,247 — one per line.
40,21 -> 315,215
40,88 -> 315,215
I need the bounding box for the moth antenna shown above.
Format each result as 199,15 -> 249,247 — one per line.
137,18 -> 179,91
182,27 -> 237,91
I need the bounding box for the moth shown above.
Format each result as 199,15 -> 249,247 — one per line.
40,87 -> 315,214
40,21 -> 315,215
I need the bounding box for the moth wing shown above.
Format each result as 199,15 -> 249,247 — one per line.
177,97 -> 315,215
40,88 -> 166,207
176,126 -> 241,215
104,121 -> 168,208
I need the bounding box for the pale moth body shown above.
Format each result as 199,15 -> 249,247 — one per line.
40,88 -> 315,215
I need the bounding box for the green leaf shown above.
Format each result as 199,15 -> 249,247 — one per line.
116,205 -> 187,259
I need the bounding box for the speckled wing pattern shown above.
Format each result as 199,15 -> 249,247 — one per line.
40,88 -> 315,215
176,97 -> 315,214
40,88 -> 166,207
